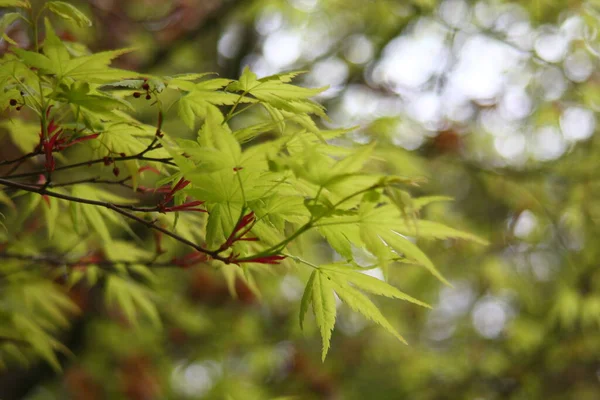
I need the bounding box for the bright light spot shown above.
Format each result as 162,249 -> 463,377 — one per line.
288,0 -> 318,12
513,210 -> 537,238
377,31 -> 448,89
564,49 -> 593,82
391,121 -> 426,150
561,15 -> 585,41
443,89 -> 475,122
500,87 -> 532,120
426,310 -> 457,341
280,275 -> 304,301
473,1 -> 498,28
361,267 -> 384,281
506,21 -> 534,50
439,0 -> 470,28
538,66 -> 566,101
494,4 -> 528,33
255,11 -> 283,35
408,92 -> 442,126
531,126 -> 566,161
529,251 -> 556,281
341,85 -> 380,120
344,34 -> 374,65
309,57 -> 348,95
437,280 -> 475,317
263,30 -> 302,68
218,24 -> 243,59
171,361 -> 222,397
452,35 -> 522,100
494,134 -> 526,160
338,309 -> 367,336
244,55 -> 277,78
560,106 -> 595,141
472,297 -> 511,339
534,27 -> 569,62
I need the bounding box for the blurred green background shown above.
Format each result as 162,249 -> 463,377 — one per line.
3,0 -> 600,398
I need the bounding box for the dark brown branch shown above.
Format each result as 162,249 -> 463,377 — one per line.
5,151 -> 175,180
0,177 -> 231,262
0,150 -> 41,166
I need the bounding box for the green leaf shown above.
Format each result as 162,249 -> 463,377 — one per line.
42,18 -> 70,75
0,189 -> 15,209
319,224 -> 357,260
329,277 -> 407,344
412,196 -> 454,211
0,119 -> 39,153
47,1 -> 92,27
230,66 -> 259,92
229,67 -> 326,119
378,230 -> 450,286
13,48 -> 52,71
105,276 -> 161,328
321,263 -> 430,308
311,271 -> 336,361
41,196 -> 60,239
62,48 -> 136,82
299,270 -> 316,329
176,77 -> 255,129
0,0 -> 30,8
196,106 -> 242,169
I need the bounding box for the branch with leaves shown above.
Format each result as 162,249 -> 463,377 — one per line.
0,0 -> 488,371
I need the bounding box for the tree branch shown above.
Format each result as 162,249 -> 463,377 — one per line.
4,151 -> 175,180
0,177 -> 233,262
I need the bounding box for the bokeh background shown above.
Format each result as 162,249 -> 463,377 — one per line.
3,0 -> 600,399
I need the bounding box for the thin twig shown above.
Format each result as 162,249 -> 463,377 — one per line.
0,177 -> 231,262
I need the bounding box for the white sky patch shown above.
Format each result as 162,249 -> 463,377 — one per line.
472,297 -> 513,339
560,106 -> 596,141
171,361 -> 222,397
344,34 -> 374,65
452,35 -> 524,100
500,86 -> 532,120
494,134 -> 526,160
513,210 -> 537,238
255,10 -> 283,35
376,28 -> 449,89
531,126 -> 567,161
564,49 -> 593,82
263,30 -> 302,68
535,26 -> 570,62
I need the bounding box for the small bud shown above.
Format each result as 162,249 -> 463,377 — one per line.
113,166 -> 120,177
16,106 -> 22,111
120,152 -> 126,158
103,156 -> 111,166
133,92 -> 141,98
9,99 -> 17,106
145,94 -> 151,100
142,83 -> 150,90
